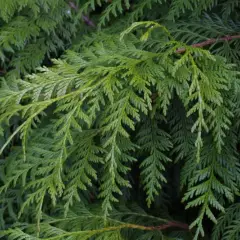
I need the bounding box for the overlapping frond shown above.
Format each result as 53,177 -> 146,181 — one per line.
183,135 -> 239,239
137,115 -> 172,207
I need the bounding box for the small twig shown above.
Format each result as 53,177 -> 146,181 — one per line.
82,15 -> 95,27
0,69 -> 6,75
69,1 -> 95,27
146,221 -> 189,231
176,35 -> 240,53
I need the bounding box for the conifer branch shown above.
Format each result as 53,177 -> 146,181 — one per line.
176,34 -> 240,53
47,221 -> 189,239
6,221 -> 188,240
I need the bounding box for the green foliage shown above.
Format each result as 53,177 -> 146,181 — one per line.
1,0 -> 240,239
0,0 -> 84,78
182,136 -> 239,239
212,203 -> 240,240
168,0 -> 217,21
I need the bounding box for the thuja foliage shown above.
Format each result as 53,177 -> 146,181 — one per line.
1,0 -> 240,239
0,0 -> 87,78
